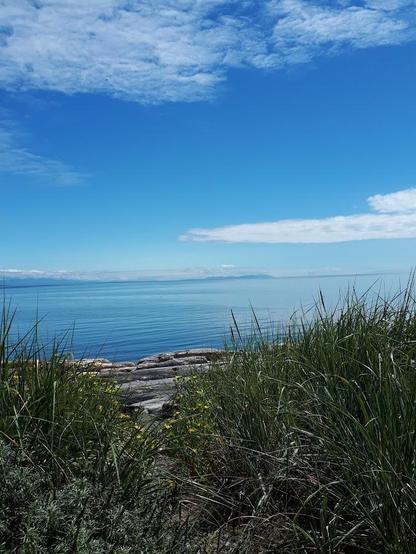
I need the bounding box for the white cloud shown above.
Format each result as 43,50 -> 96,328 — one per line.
368,188 -> 416,213
0,118 -> 84,185
364,1 -> 416,10
0,1 -> 414,103
269,0 -> 413,66
0,266 -> 269,282
1,2 -> 414,183
0,268 -> 45,275
0,265 -> 406,282
180,188 -> 416,244
0,0 -> 239,103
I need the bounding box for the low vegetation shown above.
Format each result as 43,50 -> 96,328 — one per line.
1,281 -> 416,552
0,305 -> 176,553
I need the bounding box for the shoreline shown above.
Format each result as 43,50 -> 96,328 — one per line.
79,348 -> 223,415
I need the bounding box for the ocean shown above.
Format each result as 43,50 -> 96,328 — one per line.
2,273 -> 407,361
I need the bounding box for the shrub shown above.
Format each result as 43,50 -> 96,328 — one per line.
0,306 -> 175,552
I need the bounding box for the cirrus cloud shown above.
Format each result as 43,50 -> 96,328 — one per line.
1,1 -> 415,186
0,1 -> 415,104
180,188 -> 416,244
0,116 -> 85,185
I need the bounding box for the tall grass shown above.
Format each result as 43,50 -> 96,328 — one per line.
170,280 -> 416,552
0,305 -> 176,552
2,281 -> 416,552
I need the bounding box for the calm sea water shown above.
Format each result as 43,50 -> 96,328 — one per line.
3,273 -> 407,361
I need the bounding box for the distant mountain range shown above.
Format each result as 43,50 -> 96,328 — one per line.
0,270 -> 403,289
0,273 -> 275,288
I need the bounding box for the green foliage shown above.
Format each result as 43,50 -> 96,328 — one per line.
3,280 -> 416,552
0,440 -> 178,553
170,280 -> 416,552
163,375 -> 216,474
0,306 -> 176,553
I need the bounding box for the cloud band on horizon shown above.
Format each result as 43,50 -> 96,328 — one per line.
180,188 -> 416,244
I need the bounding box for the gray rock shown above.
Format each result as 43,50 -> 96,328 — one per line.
129,397 -> 172,415
136,359 -> 188,369
176,363 -> 210,376
86,348 -> 225,416
173,348 -> 222,359
80,358 -> 111,364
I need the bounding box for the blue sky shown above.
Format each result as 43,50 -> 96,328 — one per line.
1,0 -> 416,280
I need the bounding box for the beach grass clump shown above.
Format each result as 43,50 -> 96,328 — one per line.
170,282 -> 416,552
0,306 -> 176,553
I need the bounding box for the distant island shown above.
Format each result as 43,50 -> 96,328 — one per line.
0,269 -> 404,289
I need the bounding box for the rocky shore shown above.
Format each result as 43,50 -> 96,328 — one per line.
79,348 -> 224,415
